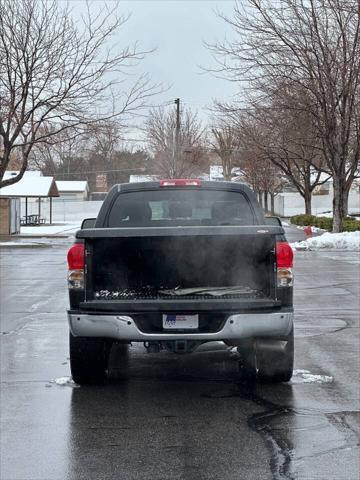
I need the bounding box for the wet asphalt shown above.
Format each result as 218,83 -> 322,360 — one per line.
0,226 -> 359,480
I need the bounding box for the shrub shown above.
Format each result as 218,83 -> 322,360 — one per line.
290,214 -> 316,226
343,219 -> 360,232
290,214 -> 360,232
315,217 -> 332,230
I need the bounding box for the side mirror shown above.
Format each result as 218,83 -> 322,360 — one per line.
81,218 -> 96,229
265,216 -> 283,227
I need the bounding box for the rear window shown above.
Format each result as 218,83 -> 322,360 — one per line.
107,189 -> 255,227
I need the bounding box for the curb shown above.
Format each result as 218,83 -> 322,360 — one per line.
0,234 -> 72,240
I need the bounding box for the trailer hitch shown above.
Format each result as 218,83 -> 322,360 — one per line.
144,341 -> 161,353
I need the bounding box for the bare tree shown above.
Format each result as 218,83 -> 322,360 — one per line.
210,124 -> 241,181
31,127 -> 89,177
0,0 -> 160,188
208,0 -> 360,231
85,121 -> 147,189
237,101 -> 329,215
33,121 -> 148,189
239,139 -> 286,214
145,105 -> 208,178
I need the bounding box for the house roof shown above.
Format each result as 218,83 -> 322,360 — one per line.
56,181 -> 88,193
0,171 -> 59,198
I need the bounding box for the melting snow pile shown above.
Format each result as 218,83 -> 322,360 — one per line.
291,231 -> 360,251
51,376 -> 78,387
311,226 -> 324,233
291,370 -> 333,384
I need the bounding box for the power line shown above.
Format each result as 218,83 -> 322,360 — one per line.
52,167 -> 146,176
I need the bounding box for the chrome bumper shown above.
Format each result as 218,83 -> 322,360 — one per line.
68,311 -> 293,341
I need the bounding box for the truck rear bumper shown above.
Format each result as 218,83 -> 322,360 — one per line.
68,311 -> 293,341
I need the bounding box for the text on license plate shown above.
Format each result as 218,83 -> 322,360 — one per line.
162,314 -> 199,329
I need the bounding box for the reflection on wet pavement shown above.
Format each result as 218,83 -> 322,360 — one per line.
65,342 -> 359,480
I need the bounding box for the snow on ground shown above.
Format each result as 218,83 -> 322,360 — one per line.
290,369 -> 333,384
291,231 -> 360,251
15,200 -> 103,236
310,226 -> 323,233
51,376 -> 79,387
314,211 -> 333,218
295,224 -> 325,234
21,222 -> 80,235
0,241 -> 47,247
315,209 -> 360,219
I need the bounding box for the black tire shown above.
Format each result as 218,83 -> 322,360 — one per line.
69,333 -> 109,385
107,342 -> 129,380
255,328 -> 294,383
236,340 -> 257,383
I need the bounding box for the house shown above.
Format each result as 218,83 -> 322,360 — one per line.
56,181 -> 89,200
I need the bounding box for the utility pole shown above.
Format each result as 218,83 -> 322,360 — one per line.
174,98 -> 180,178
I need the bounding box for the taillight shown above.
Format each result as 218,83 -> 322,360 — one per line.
276,241 -> 293,287
160,179 -> 201,186
67,243 -> 84,270
67,243 -> 85,289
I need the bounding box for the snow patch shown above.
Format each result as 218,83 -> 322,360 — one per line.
0,241 -> 47,247
311,226 -> 324,233
21,223 -> 80,235
291,231 -> 360,251
294,224 -> 325,233
52,376 -> 79,387
291,369 -> 333,384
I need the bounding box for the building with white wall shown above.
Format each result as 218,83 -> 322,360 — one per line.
56,181 -> 89,200
272,180 -> 360,216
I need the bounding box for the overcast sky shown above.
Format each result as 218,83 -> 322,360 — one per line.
118,1 -> 238,115
70,0 -> 240,142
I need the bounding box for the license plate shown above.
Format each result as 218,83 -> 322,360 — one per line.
162,314 -> 199,330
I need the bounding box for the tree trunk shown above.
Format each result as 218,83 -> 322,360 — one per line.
264,191 -> 269,212
270,193 -> 275,215
342,182 -> 352,218
332,177 -> 347,232
304,190 -> 312,216
223,161 -> 232,181
258,191 -> 263,208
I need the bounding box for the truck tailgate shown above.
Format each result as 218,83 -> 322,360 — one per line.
78,226 -> 282,312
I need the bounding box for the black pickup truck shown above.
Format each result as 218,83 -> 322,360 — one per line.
67,179 -> 294,384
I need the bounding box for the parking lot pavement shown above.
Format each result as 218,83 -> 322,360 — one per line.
0,233 -> 359,480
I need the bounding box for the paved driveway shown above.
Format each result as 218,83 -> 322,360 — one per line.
0,227 -> 359,480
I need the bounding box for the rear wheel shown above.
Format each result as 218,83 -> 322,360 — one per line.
255,328 -> 294,383
236,328 -> 294,383
69,333 -> 109,385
